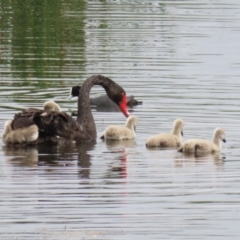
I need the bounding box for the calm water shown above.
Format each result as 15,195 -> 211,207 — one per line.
1,0 -> 240,239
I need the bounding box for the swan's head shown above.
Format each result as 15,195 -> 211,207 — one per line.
214,128 -> 226,143
43,101 -> 61,113
106,86 -> 129,117
69,85 -> 81,99
70,80 -> 129,117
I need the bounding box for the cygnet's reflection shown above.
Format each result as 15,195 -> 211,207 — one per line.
3,145 -> 38,166
2,141 -> 97,175
103,139 -> 136,148
176,151 -> 225,168
104,149 -> 128,179
101,139 -> 136,179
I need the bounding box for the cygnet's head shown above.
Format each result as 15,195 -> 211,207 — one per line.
213,128 -> 226,143
172,119 -> 184,136
2,120 -> 12,136
125,115 -> 138,129
43,101 -> 61,113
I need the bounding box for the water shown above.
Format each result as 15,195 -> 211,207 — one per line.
1,0 -> 240,239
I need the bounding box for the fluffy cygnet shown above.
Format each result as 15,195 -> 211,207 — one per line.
146,119 -> 184,148
179,128 -> 226,153
100,115 -> 138,140
43,100 -> 61,112
2,120 -> 39,145
2,120 -> 12,144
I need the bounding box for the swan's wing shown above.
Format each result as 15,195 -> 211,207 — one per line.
35,112 -> 92,141
11,109 -> 94,143
12,108 -> 44,129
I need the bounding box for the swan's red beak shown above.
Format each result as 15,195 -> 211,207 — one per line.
119,94 -> 129,117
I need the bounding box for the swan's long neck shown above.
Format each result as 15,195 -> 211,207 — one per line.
125,119 -> 134,131
171,125 -> 182,140
212,134 -> 221,148
77,75 -> 117,139
125,118 -> 136,138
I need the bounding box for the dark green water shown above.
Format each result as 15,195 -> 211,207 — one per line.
0,0 -> 240,239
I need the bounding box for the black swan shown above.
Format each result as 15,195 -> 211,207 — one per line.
2,75 -> 129,145
69,85 -> 142,107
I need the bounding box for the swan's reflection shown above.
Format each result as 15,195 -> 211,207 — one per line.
76,141 -> 96,179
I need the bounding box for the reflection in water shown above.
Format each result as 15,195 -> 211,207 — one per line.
2,145 -> 38,166
103,139 -> 136,149
101,139 -> 136,180
146,147 -> 181,159
1,0 -> 87,83
105,148 -> 128,180
76,141 -> 96,179
2,141 -> 96,171
1,0 -> 240,239
176,151 -> 225,169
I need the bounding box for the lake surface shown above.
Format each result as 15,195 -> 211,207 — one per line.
1,0 -> 240,239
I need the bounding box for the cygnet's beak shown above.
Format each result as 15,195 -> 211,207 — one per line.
222,138 -> 226,143
181,130 -> 183,136
134,127 -> 136,132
